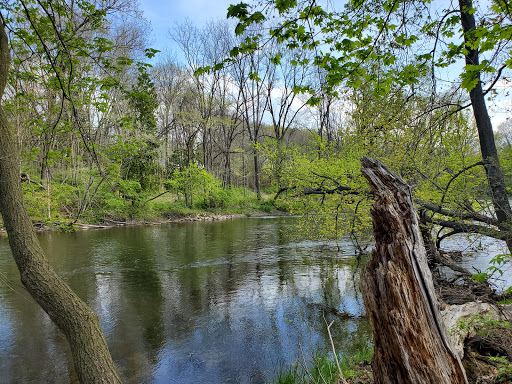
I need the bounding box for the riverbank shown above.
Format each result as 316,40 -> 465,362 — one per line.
0,182 -> 292,236
0,208 -> 290,235
75,209 -> 290,229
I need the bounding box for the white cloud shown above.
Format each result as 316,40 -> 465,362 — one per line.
485,79 -> 512,129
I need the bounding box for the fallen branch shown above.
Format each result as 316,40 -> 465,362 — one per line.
417,199 -> 499,227
20,172 -> 46,190
142,191 -> 171,207
302,185 -> 352,195
424,215 -> 506,241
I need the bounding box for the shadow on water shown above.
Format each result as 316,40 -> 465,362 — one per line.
0,217 -> 371,384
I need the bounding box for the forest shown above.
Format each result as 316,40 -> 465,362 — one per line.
0,0 -> 512,383
0,0 -> 511,244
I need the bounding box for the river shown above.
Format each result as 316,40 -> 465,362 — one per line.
0,217 -> 371,383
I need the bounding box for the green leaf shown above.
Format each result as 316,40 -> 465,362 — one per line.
144,48 -> 160,59
472,272 -> 488,283
275,0 -> 297,14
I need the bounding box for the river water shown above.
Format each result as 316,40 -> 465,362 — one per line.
0,217 -> 371,383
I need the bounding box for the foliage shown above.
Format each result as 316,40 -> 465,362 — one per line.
471,253 -> 512,294
165,164 -> 217,207
22,181 -> 77,222
451,314 -> 512,341
121,139 -> 162,191
259,136 -> 372,242
258,109 -> 483,243
224,0 -> 512,99
126,71 -> 159,134
275,343 -> 374,383
258,202 -> 273,213
488,356 -> 512,382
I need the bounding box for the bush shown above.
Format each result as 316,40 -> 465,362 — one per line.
258,203 -> 273,212
22,182 -> 78,222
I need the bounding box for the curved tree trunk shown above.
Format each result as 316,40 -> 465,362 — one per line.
459,0 -> 512,249
0,22 -> 121,384
360,157 -> 467,384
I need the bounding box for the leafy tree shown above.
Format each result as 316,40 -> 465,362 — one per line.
224,0 -> 512,250
164,163 -> 221,208
0,0 -> 154,381
127,71 -> 158,134
260,135 -> 372,246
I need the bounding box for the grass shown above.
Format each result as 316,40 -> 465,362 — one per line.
275,343 -> 373,384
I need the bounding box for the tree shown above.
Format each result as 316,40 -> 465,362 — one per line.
264,47 -> 312,142
458,0 -> 512,240
173,20 -> 232,173
152,55 -> 186,170
361,157 -> 467,383
224,0 -> 512,250
4,0 -> 153,221
0,17 -> 121,384
229,31 -> 274,198
0,0 -> 156,380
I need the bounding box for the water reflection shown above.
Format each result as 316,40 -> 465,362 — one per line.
0,217 -> 371,383
442,233 -> 512,292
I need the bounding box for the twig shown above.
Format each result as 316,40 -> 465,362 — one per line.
20,173 -> 46,190
298,343 -> 318,383
323,313 -> 348,384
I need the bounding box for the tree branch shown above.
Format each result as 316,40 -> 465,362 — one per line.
416,199 -> 499,226
423,215 -> 506,241
142,191 -> 172,208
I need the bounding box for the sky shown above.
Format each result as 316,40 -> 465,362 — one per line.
138,0 -> 235,55
136,0 -> 511,130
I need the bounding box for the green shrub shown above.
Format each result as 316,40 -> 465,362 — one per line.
22,182 -> 78,222
258,203 -> 273,212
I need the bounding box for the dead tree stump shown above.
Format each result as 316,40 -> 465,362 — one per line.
360,157 -> 467,384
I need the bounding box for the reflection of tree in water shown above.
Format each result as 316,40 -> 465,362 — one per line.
0,218 -> 372,383
114,228 -> 165,364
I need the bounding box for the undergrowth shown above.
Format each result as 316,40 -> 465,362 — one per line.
275,343 -> 373,384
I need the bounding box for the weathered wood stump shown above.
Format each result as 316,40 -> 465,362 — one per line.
360,157 -> 468,384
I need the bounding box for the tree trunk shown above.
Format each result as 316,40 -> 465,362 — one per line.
0,22 -> 121,384
224,150 -> 232,187
253,150 -> 261,200
459,0 -> 512,246
360,157 -> 467,384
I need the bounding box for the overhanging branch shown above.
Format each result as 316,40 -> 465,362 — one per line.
423,215 -> 506,241
416,199 -> 499,226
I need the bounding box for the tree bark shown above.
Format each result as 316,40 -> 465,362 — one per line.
360,157 -> 467,384
0,21 -> 121,384
459,0 -> 512,246
253,150 -> 261,200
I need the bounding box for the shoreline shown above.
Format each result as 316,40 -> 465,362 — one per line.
0,210 -> 290,235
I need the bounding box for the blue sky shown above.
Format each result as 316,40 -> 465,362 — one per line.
138,0 -> 236,55
136,0 -> 510,128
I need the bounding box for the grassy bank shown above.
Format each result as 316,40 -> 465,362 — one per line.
275,344 -> 374,384
0,180 -> 290,232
